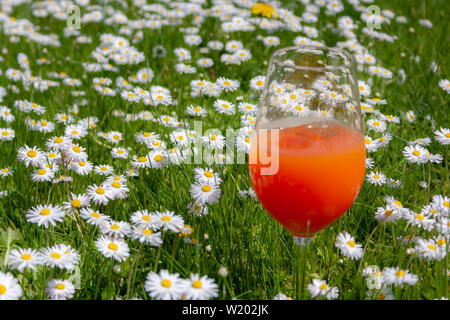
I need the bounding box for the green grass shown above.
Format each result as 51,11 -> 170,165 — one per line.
0,0 -> 448,300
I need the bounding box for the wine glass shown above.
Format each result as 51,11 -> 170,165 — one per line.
249,45 -> 366,298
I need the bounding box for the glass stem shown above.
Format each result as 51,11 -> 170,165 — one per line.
293,236 -> 313,300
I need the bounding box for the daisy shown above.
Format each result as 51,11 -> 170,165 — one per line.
197,58 -> 214,68
190,181 -> 222,205
62,193 -> 89,212
94,164 -> 114,176
71,160 -> 93,176
438,79 -> 450,93
216,77 -> 240,92
148,150 -> 169,169
101,220 -> 132,238
250,75 -> 266,91
414,238 -> 446,261
186,105 -> 207,118
334,232 -> 364,260
367,119 -> 387,132
0,128 -> 15,141
111,147 -> 129,159
0,272 -> 22,300
433,127 -> 450,145
194,168 -> 222,185
95,235 -> 130,262
154,211 -> 185,232
104,179 -> 129,200
145,269 -> 185,300
383,114 -> 400,123
17,145 -> 45,167
402,145 -> 429,164
403,210 -> 435,231
40,244 -> 80,271
237,102 -> 257,115
45,136 -> 73,151
213,99 -> 236,115
131,226 -> 163,246
86,184 -> 113,205
405,110 -> 416,123
381,267 -> 418,286
79,207 -> 110,227
366,171 -> 386,186
26,204 -> 66,228
307,279 -> 339,299
431,195 -> 449,215
7,248 -> 42,272
374,206 -> 401,223
130,210 -> 160,230
46,279 -> 75,300
30,167 -> 55,183
64,144 -> 88,163
187,202 -> 209,216
202,133 -> 225,150
0,167 -> 13,178
182,274 -> 219,300
65,124 -> 88,140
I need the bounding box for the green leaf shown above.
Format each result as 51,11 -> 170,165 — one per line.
0,227 -> 21,248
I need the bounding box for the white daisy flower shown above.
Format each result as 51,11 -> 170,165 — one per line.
182,274 -> 219,300
334,232 -> 364,260
95,235 -> 130,262
46,279 -> 75,300
144,269 -> 185,300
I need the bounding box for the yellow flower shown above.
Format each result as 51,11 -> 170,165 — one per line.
251,2 -> 275,18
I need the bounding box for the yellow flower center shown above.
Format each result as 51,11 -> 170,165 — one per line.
142,228 -> 152,235
319,283 -> 328,290
415,214 -> 425,221
154,155 -> 163,162
373,122 -> 380,126
437,239 -> 446,246
412,150 -> 421,156
91,212 -> 100,218
56,283 -> 65,290
21,253 -> 32,260
37,169 -> 47,175
111,182 -> 120,189
138,156 -> 147,162
79,161 -> 86,166
96,187 -> 105,194
0,285 -> 6,295
27,150 -> 37,158
71,199 -> 81,208
192,280 -> 202,289
202,185 -> 211,192
256,80 -> 264,86
394,200 -> 402,207
108,243 -> 118,251
210,136 -> 217,141
40,208 -> 51,216
347,240 -> 356,248
161,279 -> 171,288
443,201 -> 449,207
72,146 -> 81,153
395,270 -> 405,277
204,171 -> 213,178
427,244 -> 436,251
51,252 -> 61,259
161,216 -> 171,221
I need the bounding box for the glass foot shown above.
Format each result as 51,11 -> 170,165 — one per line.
293,236 -> 313,247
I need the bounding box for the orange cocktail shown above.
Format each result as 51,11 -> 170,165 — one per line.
249,119 -> 366,237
